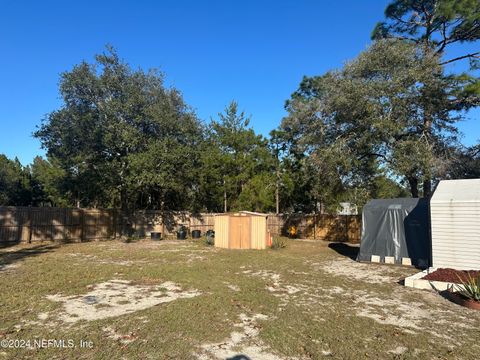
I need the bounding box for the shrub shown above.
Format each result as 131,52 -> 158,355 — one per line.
205,235 -> 214,246
455,273 -> 480,302
271,236 -> 287,250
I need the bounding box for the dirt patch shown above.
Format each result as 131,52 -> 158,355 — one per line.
388,346 -> 408,355
314,258 -> 401,284
198,313 -> 293,360
45,279 -> 201,323
0,263 -> 19,272
352,289 -> 477,340
241,270 -> 308,297
225,283 -> 240,292
66,253 -> 142,266
353,292 -> 428,334
422,268 -> 480,283
102,326 -> 139,344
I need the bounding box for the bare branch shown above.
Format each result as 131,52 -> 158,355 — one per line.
440,52 -> 480,65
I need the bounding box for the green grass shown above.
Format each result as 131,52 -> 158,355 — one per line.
0,239 -> 479,359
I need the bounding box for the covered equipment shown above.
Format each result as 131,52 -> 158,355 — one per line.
357,198 -> 430,268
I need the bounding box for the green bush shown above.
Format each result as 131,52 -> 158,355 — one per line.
271,236 -> 287,250
455,273 -> 480,301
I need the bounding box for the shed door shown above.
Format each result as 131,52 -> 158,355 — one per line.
229,216 -> 250,249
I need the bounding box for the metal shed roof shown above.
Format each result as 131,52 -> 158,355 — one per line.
431,179 -> 480,203
215,211 -> 268,217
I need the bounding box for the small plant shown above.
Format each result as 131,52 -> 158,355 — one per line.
455,273 -> 480,302
271,236 -> 287,250
205,235 -> 214,246
288,225 -> 297,238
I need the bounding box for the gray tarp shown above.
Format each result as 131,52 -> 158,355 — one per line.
356,198 -> 430,268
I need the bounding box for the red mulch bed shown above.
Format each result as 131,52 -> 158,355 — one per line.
422,268 -> 480,283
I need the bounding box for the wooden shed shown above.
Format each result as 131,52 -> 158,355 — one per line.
431,179 -> 480,270
214,211 -> 269,249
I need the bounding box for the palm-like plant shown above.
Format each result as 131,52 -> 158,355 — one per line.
455,274 -> 480,302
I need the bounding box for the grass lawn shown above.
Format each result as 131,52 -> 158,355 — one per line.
1,238 -> 479,359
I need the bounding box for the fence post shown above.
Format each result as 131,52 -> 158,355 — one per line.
112,209 -> 117,239
63,208 -> 68,242
80,209 -> 85,242
28,208 -> 33,244
345,215 -> 349,243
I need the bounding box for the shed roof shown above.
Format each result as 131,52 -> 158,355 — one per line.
431,179 -> 480,203
215,211 -> 268,217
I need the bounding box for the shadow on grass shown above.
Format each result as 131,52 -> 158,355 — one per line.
0,243 -> 60,269
227,355 -> 251,360
328,242 -> 359,261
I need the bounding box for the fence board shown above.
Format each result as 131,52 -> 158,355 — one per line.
0,207 -> 361,244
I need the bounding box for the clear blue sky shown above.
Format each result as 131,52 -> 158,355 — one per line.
1,0 -> 478,165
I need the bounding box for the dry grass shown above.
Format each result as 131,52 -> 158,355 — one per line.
0,239 -> 479,359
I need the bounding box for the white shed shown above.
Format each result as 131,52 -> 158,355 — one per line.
431,179 -> 480,270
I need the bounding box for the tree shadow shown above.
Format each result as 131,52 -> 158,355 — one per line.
227,355 -> 251,360
0,243 -> 59,269
403,198 -> 431,268
328,242 -> 359,260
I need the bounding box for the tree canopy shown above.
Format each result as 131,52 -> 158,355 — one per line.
34,47 -> 203,211
3,2 -> 480,213
282,40 -> 461,200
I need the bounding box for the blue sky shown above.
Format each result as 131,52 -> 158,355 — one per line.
0,0 -> 478,165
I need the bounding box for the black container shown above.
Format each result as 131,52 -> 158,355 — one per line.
177,226 -> 187,240
191,230 -> 201,239
151,232 -> 162,240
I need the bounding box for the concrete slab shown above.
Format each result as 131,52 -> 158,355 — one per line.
384,256 -> 395,264
404,268 -> 465,291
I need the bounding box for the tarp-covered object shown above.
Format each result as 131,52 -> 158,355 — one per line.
357,198 -> 430,268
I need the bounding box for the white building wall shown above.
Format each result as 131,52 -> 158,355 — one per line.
431,179 -> 480,270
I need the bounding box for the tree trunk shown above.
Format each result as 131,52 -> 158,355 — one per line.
423,178 -> 432,198
407,176 -> 419,198
223,178 -> 227,213
275,170 -> 280,215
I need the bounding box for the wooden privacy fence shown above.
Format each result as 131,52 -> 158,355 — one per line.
0,207 -> 361,244
119,211 -> 217,238
0,207 -> 116,243
267,214 -> 361,243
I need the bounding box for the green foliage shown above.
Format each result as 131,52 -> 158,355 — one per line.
3,9 -> 476,213
34,46 -> 203,211
235,172 -> 276,212
30,156 -> 70,207
455,273 -> 480,302
281,39 -> 468,200
373,0 -> 480,54
0,155 -> 33,206
447,143 -> 480,179
208,101 -> 274,212
373,0 -> 480,101
270,236 -> 287,250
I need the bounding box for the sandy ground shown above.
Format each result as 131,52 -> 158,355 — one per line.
44,279 -> 201,324
199,313 -> 294,360
3,240 -> 480,359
